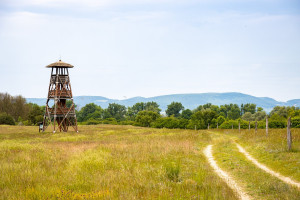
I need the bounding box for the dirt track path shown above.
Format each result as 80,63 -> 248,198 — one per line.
236,144 -> 300,189
204,145 -> 252,200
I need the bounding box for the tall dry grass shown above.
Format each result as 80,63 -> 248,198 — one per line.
0,125 -> 237,199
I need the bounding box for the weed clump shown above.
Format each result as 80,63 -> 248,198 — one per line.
165,162 -> 181,182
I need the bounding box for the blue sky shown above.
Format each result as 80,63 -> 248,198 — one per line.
0,0 -> 299,101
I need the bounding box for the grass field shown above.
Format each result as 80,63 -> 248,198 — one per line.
0,125 -> 299,199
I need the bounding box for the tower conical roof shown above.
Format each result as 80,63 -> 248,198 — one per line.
46,60 -> 74,68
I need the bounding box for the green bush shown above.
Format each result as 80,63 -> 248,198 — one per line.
291,117 -> 300,128
269,120 -> 286,128
135,111 -> 160,127
177,118 -> 189,129
257,121 -> 266,128
0,113 -> 15,125
238,120 -> 250,129
85,119 -> 102,125
151,117 -> 181,129
22,120 -> 32,126
219,120 -> 238,129
119,120 -> 135,125
102,118 -> 118,125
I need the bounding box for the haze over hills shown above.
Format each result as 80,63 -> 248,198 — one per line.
27,92 -> 300,112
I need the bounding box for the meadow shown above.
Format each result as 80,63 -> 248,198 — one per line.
0,125 -> 299,199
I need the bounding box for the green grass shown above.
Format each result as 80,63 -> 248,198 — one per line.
213,129 -> 300,182
213,138 -> 300,199
1,125 -> 299,199
0,125 -> 237,199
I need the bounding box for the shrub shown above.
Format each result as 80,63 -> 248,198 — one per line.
22,120 -> 32,126
269,120 -> 286,128
119,120 -> 135,125
0,113 -> 15,125
291,116 -> 300,128
219,120 -> 238,129
241,120 -> 250,129
268,114 -> 286,128
102,118 -> 118,125
151,117 -> 180,129
257,120 -> 266,128
135,111 -> 160,127
85,119 -> 102,125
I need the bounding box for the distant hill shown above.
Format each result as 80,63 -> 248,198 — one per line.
26,92 -> 300,112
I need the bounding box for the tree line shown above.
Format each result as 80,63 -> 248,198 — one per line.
1,92 -> 300,129
77,100 -> 300,129
0,93 -> 44,125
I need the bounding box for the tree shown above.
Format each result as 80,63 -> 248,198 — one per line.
288,107 -> 300,117
269,106 -> 288,118
188,111 -> 205,129
145,102 -> 161,113
12,95 -> 29,121
0,93 -> 30,121
181,109 -> 193,119
210,105 -> 220,113
105,103 -> 126,121
202,110 -> 218,126
66,100 -> 77,110
219,105 -> 227,118
195,105 -> 203,112
242,112 -> 254,121
0,113 -> 15,125
135,111 -> 160,127
242,103 -> 256,114
203,103 -> 212,110
253,111 -> 266,121
166,102 -> 184,117
268,113 -> 286,128
227,104 -> 241,120
27,103 -> 44,125
78,103 -> 102,122
257,107 -> 263,112
216,116 -> 225,126
128,101 -> 161,120
130,102 -> 146,117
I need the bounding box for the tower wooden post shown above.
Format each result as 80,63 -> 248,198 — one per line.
42,60 -> 78,133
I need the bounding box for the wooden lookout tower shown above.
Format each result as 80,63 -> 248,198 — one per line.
42,60 -> 78,133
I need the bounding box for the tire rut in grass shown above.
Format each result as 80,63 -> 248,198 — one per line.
236,143 -> 300,189
204,145 -> 252,200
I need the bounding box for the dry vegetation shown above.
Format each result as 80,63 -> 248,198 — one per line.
0,125 -> 237,199
1,125 -> 299,199
211,128 -> 300,199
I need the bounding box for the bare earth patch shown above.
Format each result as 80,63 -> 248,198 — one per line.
236,144 -> 300,189
204,145 -> 252,200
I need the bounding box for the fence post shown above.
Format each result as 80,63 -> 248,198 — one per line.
248,121 -> 250,131
232,124 -> 233,130
287,117 -> 292,151
238,121 -> 240,132
255,121 -> 257,133
195,125 -> 197,131
266,116 -> 268,137
217,122 -> 218,129
208,123 -> 209,130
